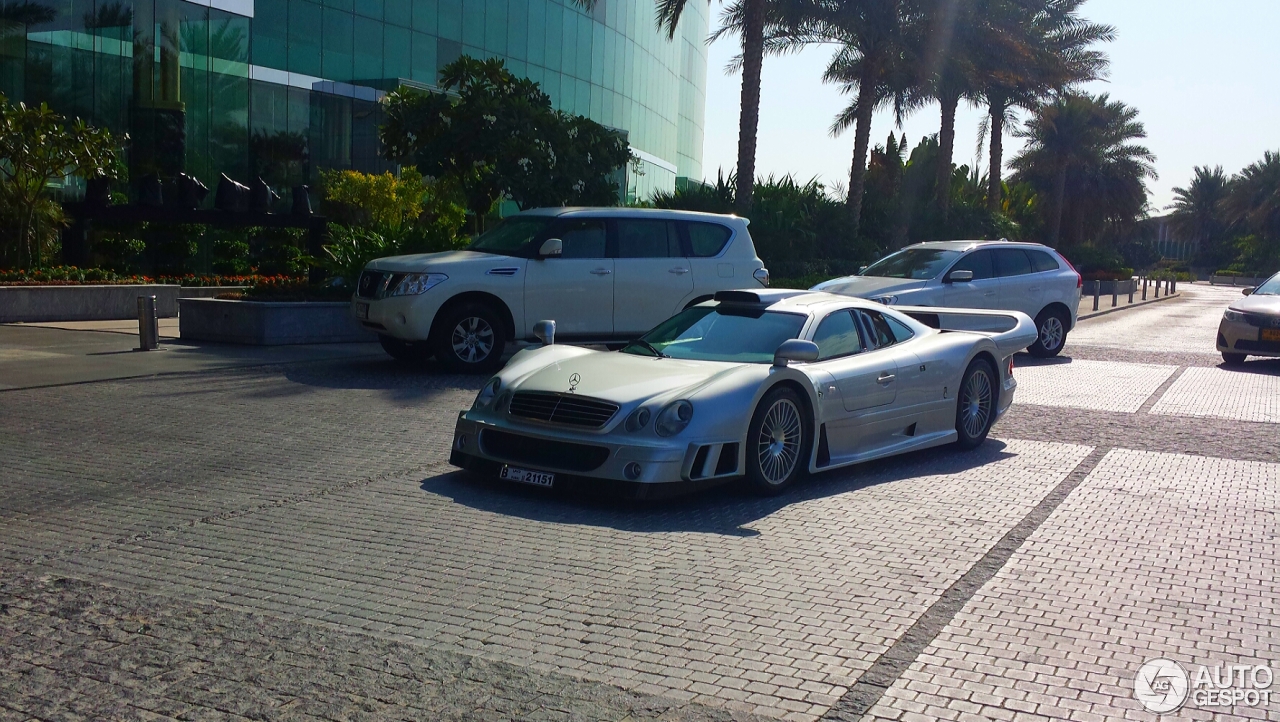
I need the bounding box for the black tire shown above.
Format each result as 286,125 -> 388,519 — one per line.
745,386 -> 812,495
954,358 -> 997,450
378,334 -> 427,363
431,302 -> 509,373
1222,352 -> 1247,366
1028,308 -> 1068,358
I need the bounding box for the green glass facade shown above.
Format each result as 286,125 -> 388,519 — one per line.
0,0 -> 707,204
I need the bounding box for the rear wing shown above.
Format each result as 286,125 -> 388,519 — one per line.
895,305 -> 1038,357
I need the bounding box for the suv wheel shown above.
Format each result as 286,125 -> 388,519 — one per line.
1029,309 -> 1068,358
1221,352 -> 1247,366
432,302 -> 508,373
379,334 -> 427,363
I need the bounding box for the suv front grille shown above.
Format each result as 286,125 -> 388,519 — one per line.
508,392 -> 619,429
357,271 -> 406,299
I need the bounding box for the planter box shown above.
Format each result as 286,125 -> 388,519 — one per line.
1210,275 -> 1265,287
178,298 -> 376,345
0,284 -> 180,322
1082,278 -> 1136,296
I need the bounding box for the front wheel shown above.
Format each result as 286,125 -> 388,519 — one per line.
954,358 -> 997,450
1028,309 -> 1068,358
379,335 -> 427,363
745,386 -> 812,495
432,302 -> 509,374
1222,352 -> 1247,366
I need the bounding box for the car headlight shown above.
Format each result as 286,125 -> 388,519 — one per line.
1223,309 -> 1245,323
870,295 -> 898,305
624,406 -> 651,432
390,272 -> 448,296
473,377 -> 501,409
655,400 -> 693,437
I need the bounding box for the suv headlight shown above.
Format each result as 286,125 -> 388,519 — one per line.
870,295 -> 898,305
473,377 -> 500,409
655,400 -> 693,437
390,272 -> 448,296
1223,309 -> 1245,323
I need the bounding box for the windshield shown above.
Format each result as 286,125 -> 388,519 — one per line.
470,217 -> 552,255
1254,273 -> 1280,295
862,249 -> 962,279
622,306 -> 807,363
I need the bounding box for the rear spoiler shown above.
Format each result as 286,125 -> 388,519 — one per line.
895,305 -> 1038,357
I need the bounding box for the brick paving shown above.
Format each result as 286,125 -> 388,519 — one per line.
1,282 -> 1277,721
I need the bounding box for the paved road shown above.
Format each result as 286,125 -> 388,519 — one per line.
1,283 -> 1276,721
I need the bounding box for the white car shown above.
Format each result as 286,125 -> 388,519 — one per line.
813,240 -> 1083,357
351,208 -> 769,372
1217,271 -> 1280,365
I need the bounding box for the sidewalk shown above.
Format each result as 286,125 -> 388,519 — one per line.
1077,283 -> 1179,321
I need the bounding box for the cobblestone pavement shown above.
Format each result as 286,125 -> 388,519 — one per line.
2,283 -> 1277,721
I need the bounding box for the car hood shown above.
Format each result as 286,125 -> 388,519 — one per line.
1231,293 -> 1280,315
367,249 -> 517,272
513,350 -> 739,404
811,275 -> 929,297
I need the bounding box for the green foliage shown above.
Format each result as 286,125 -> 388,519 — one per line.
381,56 -> 631,220
320,225 -> 395,286
0,94 -> 126,269
319,167 -> 467,255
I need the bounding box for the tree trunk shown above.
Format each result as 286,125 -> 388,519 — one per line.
1049,165 -> 1067,247
734,0 -> 765,216
935,93 -> 958,218
845,58 -> 879,241
987,104 -> 1004,215
21,198 -> 37,270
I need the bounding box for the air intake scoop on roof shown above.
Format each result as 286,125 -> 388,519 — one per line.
713,289 -> 816,305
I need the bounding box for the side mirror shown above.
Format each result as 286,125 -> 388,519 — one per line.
773,339 -> 819,367
538,238 -> 563,258
533,320 -> 556,345
946,270 -> 974,284
1242,287 -> 1254,296
858,266 -> 868,274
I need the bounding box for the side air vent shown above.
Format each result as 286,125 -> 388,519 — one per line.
487,267 -> 519,276
689,443 -> 741,479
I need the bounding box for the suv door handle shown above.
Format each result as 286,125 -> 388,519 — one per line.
669,267 -> 689,274
877,372 -> 896,384
590,268 -> 612,275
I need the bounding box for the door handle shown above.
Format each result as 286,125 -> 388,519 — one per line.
1028,286 -> 1040,292
877,372 -> 896,384
669,267 -> 690,274
590,268 -> 612,275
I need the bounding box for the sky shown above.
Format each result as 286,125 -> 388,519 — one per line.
699,0 -> 1280,213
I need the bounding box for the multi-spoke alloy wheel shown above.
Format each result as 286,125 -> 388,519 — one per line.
746,386 -> 811,495
1039,316 -> 1063,351
1030,310 -> 1068,357
432,302 -> 508,373
451,316 -> 494,364
954,359 -> 996,449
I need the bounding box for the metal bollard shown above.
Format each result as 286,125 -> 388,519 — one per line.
1156,279 -> 1161,298
1171,278 -> 1177,294
1142,277 -> 1148,300
1129,280 -> 1135,304
137,295 -> 158,351
1092,280 -> 1100,311
1111,284 -> 1118,307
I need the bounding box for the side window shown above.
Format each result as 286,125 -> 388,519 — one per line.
556,220 -> 607,259
948,250 -> 994,280
857,310 -> 897,349
812,310 -> 864,360
885,315 -> 915,343
1028,250 -> 1061,273
617,219 -> 681,258
685,222 -> 732,257
994,249 -> 1034,277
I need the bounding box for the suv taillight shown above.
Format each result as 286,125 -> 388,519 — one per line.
1061,255 -> 1083,288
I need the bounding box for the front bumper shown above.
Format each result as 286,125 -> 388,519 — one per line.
351,292 -> 445,341
450,411 -> 739,487
1217,316 -> 1280,357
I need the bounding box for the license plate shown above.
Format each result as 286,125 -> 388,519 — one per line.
1263,328 -> 1280,342
355,302 -> 369,320
500,465 -> 555,487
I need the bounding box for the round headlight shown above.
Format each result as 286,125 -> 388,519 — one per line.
473,377 -> 501,409
624,407 -> 651,432
655,400 -> 693,437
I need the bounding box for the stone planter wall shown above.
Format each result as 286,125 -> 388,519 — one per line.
178,286 -> 250,299
178,298 -> 376,345
0,284 -> 180,322
1209,275 -> 1266,287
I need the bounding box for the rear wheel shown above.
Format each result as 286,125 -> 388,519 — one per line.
745,387 -> 812,495
1222,352 -> 1247,366
432,302 -> 508,373
1028,308 -> 1068,357
954,359 -> 997,450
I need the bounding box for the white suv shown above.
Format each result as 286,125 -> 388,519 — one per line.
814,240 -> 1083,357
352,208 -> 769,372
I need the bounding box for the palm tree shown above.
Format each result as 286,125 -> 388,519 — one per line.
1224,151 -> 1280,242
1168,165 -> 1231,263
1010,92 -> 1155,246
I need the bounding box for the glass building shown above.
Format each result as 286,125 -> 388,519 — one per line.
0,0 -> 708,205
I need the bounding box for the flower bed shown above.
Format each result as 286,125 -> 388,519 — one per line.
0,266 -> 301,288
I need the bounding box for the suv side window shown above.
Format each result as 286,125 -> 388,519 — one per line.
813,310 -> 864,360
556,220 -> 608,258
856,310 -> 897,349
685,222 -> 733,257
994,248 -> 1034,277
949,249 -> 994,280
1028,250 -> 1061,273
617,219 -> 681,258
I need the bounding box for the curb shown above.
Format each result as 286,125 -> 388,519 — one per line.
1078,291 -> 1180,321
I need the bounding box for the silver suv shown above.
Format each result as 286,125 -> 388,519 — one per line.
814,240 -> 1083,357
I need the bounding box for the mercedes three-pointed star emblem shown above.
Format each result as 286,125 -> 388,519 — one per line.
568,373 -> 581,393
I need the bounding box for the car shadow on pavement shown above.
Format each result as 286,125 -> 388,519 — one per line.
282,356 -> 486,398
419,440 -> 1015,536
1218,358 -> 1280,375
1012,352 -> 1073,367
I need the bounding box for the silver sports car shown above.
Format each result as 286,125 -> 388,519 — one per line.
449,289 -> 1038,496
1217,271 -> 1280,365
